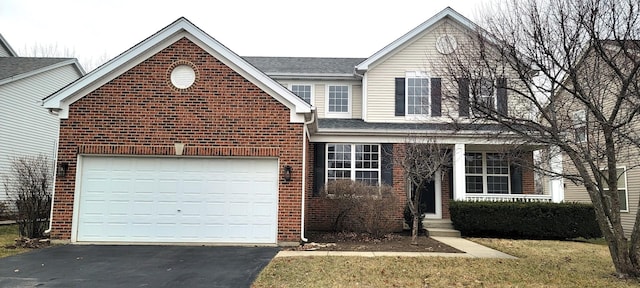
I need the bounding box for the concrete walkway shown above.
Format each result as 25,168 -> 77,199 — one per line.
275,237 -> 517,259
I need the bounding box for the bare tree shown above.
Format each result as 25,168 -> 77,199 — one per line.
18,43 -> 109,72
2,155 -> 52,238
395,138 -> 452,245
444,0 -> 640,278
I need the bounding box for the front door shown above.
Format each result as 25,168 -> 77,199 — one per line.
418,170 -> 442,219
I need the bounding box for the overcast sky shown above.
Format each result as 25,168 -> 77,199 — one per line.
1,0 -> 487,69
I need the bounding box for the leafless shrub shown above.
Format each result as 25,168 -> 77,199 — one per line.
322,180 -> 399,237
2,155 -> 52,238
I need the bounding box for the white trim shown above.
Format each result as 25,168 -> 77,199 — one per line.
404,71 -> 431,119
464,152 -> 510,195
71,154 -> 83,243
601,165 -> 629,212
453,144 -> 466,200
325,84 -> 352,118
355,7 -> 478,72
42,17 -> 310,120
549,145 -> 564,203
325,143 -> 381,185
362,73 -> 368,121
572,110 -> 587,143
0,33 -> 18,56
424,170 -> 442,219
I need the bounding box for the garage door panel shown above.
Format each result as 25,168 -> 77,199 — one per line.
77,157 -> 278,244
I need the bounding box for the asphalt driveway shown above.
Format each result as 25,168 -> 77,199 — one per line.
0,245 -> 279,288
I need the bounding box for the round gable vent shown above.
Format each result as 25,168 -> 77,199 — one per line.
170,64 -> 196,89
436,35 -> 457,55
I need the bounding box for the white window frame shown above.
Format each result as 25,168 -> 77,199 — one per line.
572,110 -> 587,143
465,152 -> 511,194
289,83 -> 314,105
470,77 -> 497,116
601,166 -> 629,212
326,143 -> 381,186
325,84 -> 352,118
405,71 -> 430,118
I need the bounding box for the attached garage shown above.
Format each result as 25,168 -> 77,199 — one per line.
74,157 -> 279,244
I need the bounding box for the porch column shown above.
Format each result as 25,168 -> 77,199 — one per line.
549,145 -> 564,203
453,143 -> 466,201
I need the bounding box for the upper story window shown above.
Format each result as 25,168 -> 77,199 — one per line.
601,167 -> 629,212
572,110 -> 587,143
395,72 -> 442,118
406,72 -> 431,116
326,84 -> 351,117
327,144 -> 380,186
472,78 -> 496,111
465,152 -> 510,194
458,77 -> 507,117
290,84 -> 312,104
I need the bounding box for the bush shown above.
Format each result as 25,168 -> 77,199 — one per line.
322,180 -> 400,237
2,155 -> 52,238
449,201 -> 602,239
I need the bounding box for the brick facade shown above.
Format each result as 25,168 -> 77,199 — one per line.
51,38 -> 304,242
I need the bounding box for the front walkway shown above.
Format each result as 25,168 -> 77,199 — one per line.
275,237 -> 516,259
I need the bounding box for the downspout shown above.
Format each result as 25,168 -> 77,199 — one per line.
300,107 -> 316,243
44,117 -> 61,235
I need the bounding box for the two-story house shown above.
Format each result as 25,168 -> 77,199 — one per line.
0,34 -> 84,204
42,8 -> 563,245
562,40 -> 640,238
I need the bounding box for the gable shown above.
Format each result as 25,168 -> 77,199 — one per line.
43,18 -> 311,122
356,7 -> 477,73
0,34 -> 17,57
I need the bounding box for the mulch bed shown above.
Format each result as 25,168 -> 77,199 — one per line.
288,231 -> 463,253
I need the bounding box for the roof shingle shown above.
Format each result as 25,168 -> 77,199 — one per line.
0,57 -> 74,81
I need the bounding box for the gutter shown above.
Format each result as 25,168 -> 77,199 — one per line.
300,108 -> 316,243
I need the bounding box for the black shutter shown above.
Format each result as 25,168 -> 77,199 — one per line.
313,143 -> 326,196
497,77 -> 508,115
381,144 -> 393,186
395,78 -> 405,116
458,78 -> 470,117
431,78 -> 442,117
510,162 -> 523,194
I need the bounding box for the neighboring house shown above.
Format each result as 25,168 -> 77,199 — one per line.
562,40 -> 640,237
0,34 -> 84,203
42,8 -> 563,245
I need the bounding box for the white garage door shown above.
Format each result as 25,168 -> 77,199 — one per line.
76,157 -> 278,244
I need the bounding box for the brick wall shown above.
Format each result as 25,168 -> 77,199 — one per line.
52,37 -> 304,242
522,151 -> 535,194
306,143 -> 406,231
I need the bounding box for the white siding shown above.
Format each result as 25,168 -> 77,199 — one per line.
0,64 -> 82,202
0,49 -> 11,57
365,20 -> 460,122
271,79 -> 362,119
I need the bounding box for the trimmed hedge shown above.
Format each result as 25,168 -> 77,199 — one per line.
450,201 -> 602,239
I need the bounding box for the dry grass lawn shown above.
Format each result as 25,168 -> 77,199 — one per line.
0,225 -> 28,258
253,238 -> 640,287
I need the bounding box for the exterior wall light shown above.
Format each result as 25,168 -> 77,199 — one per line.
283,165 -> 292,182
57,162 -> 69,178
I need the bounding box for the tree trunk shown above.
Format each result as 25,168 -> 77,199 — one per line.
411,200 -> 420,245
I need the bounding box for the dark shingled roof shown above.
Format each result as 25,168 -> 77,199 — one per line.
243,57 -> 365,75
0,57 -> 74,81
317,118 -> 509,132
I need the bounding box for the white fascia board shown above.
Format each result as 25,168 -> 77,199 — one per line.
0,34 -> 18,56
0,59 -> 82,86
43,18 -> 311,119
309,133 -> 523,145
355,7 -> 477,72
